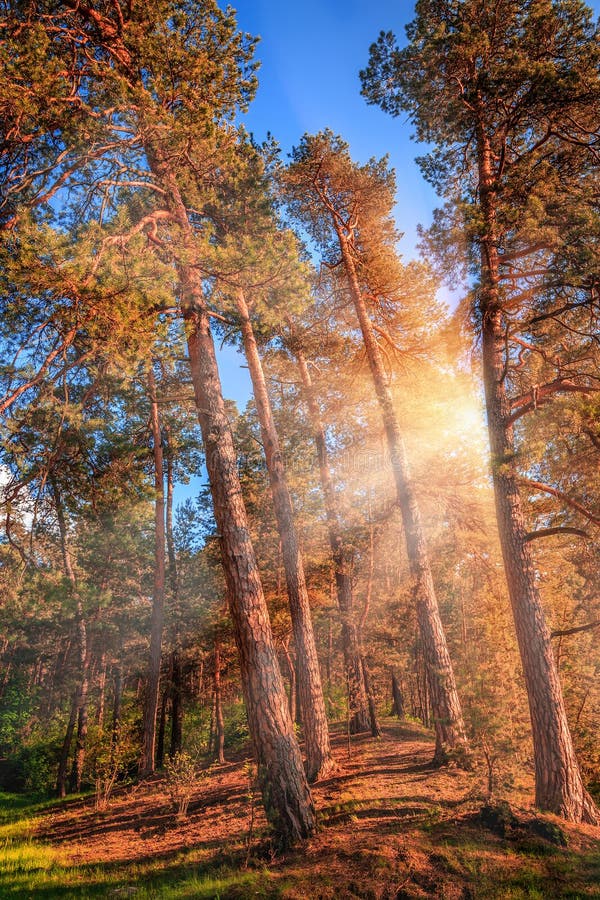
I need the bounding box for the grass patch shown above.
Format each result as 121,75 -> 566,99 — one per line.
0,838 -> 281,898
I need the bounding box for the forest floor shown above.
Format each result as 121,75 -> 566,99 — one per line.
1,720 -> 599,898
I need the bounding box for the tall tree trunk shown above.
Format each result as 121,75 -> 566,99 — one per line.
294,341 -> 371,733
476,116 -> 598,824
111,665 -> 123,756
140,364 -> 167,776
361,656 -> 381,738
56,694 -> 77,798
359,508 -> 381,737
51,479 -> 90,794
236,291 -> 333,781
391,668 -> 404,719
156,681 -> 168,769
96,652 -> 107,730
69,646 -> 91,793
144,138 -> 315,847
169,650 -> 183,758
282,638 -> 297,725
336,232 -> 468,762
213,639 -> 225,765
183,304 -> 315,844
165,432 -> 183,759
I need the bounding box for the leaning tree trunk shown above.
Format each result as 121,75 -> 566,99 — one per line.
140,364 -> 166,777
476,118 -> 598,824
294,341 -> 371,733
144,137 -> 315,847
336,232 -> 468,763
236,290 -> 334,781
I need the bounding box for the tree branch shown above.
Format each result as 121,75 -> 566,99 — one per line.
507,378 -> 596,425
523,526 -> 589,542
521,479 -> 600,527
551,620 -> 600,639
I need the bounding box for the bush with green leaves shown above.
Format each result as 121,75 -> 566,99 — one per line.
165,751 -> 206,819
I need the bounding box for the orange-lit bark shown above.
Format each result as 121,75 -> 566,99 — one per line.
236,290 -> 334,781
336,230 -> 468,762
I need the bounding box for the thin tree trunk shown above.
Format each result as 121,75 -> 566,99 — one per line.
326,607 -> 333,694
336,232 -> 468,762
359,506 -> 381,737
361,656 -> 381,738
214,639 -> 225,764
282,639 -> 297,724
236,290 -> 333,782
51,478 -> 90,795
140,364 -> 166,776
391,668 -> 404,719
208,689 -> 216,756
111,665 -> 123,756
156,681 -> 168,769
165,431 -> 183,759
169,650 -> 183,758
56,694 -> 77,797
96,652 -> 107,730
476,115 -> 598,825
293,340 -> 370,733
144,138 -> 315,847
69,647 -> 91,793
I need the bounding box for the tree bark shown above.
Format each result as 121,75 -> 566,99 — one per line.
236,290 -> 333,781
140,364 -> 166,777
476,113 -> 598,825
336,232 -> 468,762
294,341 -> 371,733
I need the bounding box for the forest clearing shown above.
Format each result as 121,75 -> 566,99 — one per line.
1,0 -> 599,896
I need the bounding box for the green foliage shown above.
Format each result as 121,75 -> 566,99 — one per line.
223,698 -> 250,752
165,751 -> 206,819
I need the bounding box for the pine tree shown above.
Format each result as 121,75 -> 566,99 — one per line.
282,133 -> 469,763
1,0 -> 315,845
361,0 -> 600,822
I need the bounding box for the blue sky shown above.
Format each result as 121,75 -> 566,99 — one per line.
219,1 -> 427,412
234,0 -> 428,257
211,0 -> 600,447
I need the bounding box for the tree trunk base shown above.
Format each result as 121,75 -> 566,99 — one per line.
306,754 -> 338,784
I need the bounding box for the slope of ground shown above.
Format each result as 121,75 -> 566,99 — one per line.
1,721 -> 599,898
